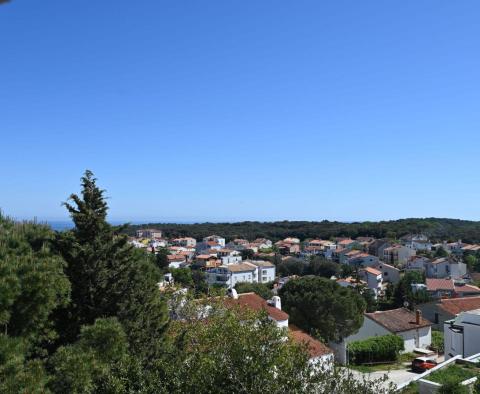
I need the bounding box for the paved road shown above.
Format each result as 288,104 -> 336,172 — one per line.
349,367 -> 420,390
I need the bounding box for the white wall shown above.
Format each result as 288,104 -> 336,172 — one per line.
398,327 -> 431,352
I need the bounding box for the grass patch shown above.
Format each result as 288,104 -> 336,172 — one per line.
426,364 -> 477,385
348,352 -> 417,373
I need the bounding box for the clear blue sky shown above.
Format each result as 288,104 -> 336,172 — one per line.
1,1 -> 480,223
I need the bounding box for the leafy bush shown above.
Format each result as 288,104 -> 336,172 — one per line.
431,331 -> 444,353
348,335 -> 404,365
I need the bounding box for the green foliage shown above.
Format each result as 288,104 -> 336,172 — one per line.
0,335 -> 49,393
428,364 -> 476,387
393,271 -> 430,308
431,331 -> 445,353
170,267 -> 194,287
279,276 -> 366,342
163,299 -> 394,394
235,282 -> 273,299
277,257 -> 306,276
306,256 -> 340,278
435,246 -> 449,258
348,335 -> 404,365
126,218 -> 480,244
357,286 -> 378,313
155,247 -> 170,272
54,170 -> 168,359
49,317 -> 137,394
0,216 -> 70,354
240,249 -> 255,260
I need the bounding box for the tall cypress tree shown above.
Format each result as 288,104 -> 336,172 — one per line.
54,171 -> 168,357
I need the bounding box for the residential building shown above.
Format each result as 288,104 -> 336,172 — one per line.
444,309 -> 480,359
425,257 -> 467,279
405,256 -> 430,273
358,267 -> 383,298
194,254 -> 221,269
202,235 -> 226,247
419,296 -> 480,330
167,254 -> 187,269
336,239 -> 360,251
401,234 -> 432,251
217,249 -> 242,265
374,261 -> 401,284
135,228 -> 162,239
425,278 -> 480,299
227,292 -> 334,366
206,262 -> 257,288
329,308 -> 432,364
171,237 -> 197,248
247,260 -> 276,283
382,245 -> 416,265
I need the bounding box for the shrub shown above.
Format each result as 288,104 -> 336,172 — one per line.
348,334 -> 404,365
431,331 -> 444,353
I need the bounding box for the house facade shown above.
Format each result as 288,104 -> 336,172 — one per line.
444,309 -> 480,360
329,308 -> 432,364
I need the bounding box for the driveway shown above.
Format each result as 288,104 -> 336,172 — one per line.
348,367 -> 420,390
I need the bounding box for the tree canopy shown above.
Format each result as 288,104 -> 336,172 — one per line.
279,276 -> 366,342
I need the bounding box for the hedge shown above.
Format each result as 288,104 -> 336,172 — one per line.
348,334 -> 404,364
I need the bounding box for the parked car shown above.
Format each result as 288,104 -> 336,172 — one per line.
411,357 -> 438,373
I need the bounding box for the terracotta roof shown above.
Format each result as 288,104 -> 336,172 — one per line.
227,263 -> 257,272
362,267 -> 382,276
247,260 -> 274,267
196,254 -> 215,259
227,293 -> 289,321
454,284 -> 480,294
338,239 -> 355,245
426,278 -> 455,291
438,296 -> 480,316
167,254 -> 185,261
289,325 -> 333,358
431,258 -> 448,265
366,308 -> 432,332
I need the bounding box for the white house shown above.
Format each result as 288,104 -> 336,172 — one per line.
383,245 -> 416,265
135,228 -> 162,239
426,257 -> 467,279
227,292 -> 334,367
203,235 -> 226,247
444,309 -> 480,360
358,267 -> 383,298
206,262 -> 257,288
329,308 -> 432,364
247,260 -> 276,283
374,261 -> 401,284
171,237 -> 197,248
217,249 -> 242,265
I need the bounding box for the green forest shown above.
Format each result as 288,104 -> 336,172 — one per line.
0,171 -> 394,394
125,218 -> 480,243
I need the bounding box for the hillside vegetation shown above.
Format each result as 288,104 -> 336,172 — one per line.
126,218 -> 480,243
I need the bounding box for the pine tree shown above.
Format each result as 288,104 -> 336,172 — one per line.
54,170 -> 168,358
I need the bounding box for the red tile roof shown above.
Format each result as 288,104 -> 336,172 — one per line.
227,293 -> 289,322
454,284 -> 480,294
362,267 -> 382,276
289,325 -> 333,358
438,296 -> 480,315
366,308 -> 432,332
426,279 -> 455,291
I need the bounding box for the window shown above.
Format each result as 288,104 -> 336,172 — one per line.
435,313 -> 439,324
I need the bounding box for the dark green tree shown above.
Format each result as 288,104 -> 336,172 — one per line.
54,171 -> 168,358
279,276 -> 366,342
235,282 -> 273,300
307,257 -> 339,278
155,247 -> 170,272
435,246 -> 448,258
241,249 -> 255,260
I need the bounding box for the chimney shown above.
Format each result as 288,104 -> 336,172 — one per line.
415,309 -> 421,325
271,296 -> 282,310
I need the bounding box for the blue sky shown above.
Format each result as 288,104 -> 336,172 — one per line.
1,1 -> 480,223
